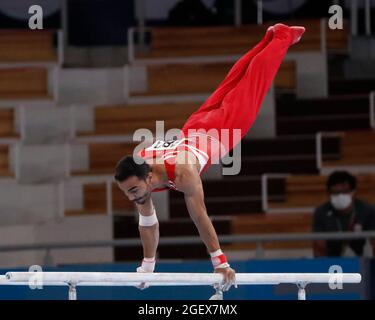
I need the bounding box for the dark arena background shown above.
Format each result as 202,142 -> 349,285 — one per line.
0,0 -> 374,304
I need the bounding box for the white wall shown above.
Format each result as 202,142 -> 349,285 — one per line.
59,68 -> 126,105
0,216 -> 113,268
12,145 -> 66,183
15,106 -> 72,144
246,86 -> 276,138
72,105 -> 95,133
0,225 -> 37,268
0,180 -> 59,225
127,65 -> 148,94
63,180 -> 84,212
69,144 -> 89,172
286,52 -> 328,98
34,215 -> 113,266
13,105 -> 95,143
8,144 -> 88,184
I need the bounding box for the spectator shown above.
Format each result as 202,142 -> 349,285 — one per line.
312,171 -> 375,257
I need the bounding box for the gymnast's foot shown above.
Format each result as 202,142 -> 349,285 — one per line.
289,26 -> 306,45
264,25 -> 275,42
273,23 -> 305,45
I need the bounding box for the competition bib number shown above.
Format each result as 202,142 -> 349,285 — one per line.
146,139 -> 183,151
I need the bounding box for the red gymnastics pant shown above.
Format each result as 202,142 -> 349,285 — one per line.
181,26 -> 295,156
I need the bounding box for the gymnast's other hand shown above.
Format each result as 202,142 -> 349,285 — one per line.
136,258 -> 155,290
214,266 -> 237,292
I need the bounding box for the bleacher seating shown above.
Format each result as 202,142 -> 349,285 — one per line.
140,25 -> 269,58
329,78 -> 375,95
268,174 -> 375,210
0,109 -> 17,137
132,60 -> 296,96
232,136 -> 322,175
0,67 -> 49,100
0,30 -> 57,63
65,182 -> 134,216
137,19 -> 348,60
326,20 -> 349,52
0,145 -> 11,176
169,177 -> 284,218
323,130 -> 375,167
276,95 -> 371,135
79,103 -> 200,136
72,142 -> 138,175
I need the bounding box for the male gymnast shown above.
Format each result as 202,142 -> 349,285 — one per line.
115,23 -> 305,291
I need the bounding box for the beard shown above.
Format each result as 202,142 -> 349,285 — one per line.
134,192 -> 150,205
135,198 -> 147,205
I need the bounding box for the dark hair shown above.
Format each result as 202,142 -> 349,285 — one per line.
326,171 -> 357,191
114,155 -> 151,182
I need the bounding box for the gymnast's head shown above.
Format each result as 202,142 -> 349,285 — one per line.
114,155 -> 152,205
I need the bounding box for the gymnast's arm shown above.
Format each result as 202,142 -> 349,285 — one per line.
136,197 -> 159,263
176,164 -> 221,253
175,163 -> 236,290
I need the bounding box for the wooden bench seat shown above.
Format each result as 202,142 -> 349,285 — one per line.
137,19 -> 348,59
0,67 -> 49,99
0,109 -> 17,137
0,30 -> 57,63
132,60 -> 296,96
72,142 -> 138,175
88,142 -> 136,172
79,103 -> 200,136
139,25 -> 266,58
323,130 -> 375,167
0,145 -> 12,176
222,213 -> 313,250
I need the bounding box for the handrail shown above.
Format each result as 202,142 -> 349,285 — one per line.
370,91 -> 375,129
57,30 -> 64,66
0,231 -> 374,253
127,27 -> 135,64
320,18 -> 327,54
316,132 -> 323,170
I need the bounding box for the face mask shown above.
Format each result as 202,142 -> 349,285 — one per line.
330,194 -> 352,210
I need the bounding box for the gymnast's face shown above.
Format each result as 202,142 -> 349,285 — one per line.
118,175 -> 152,205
